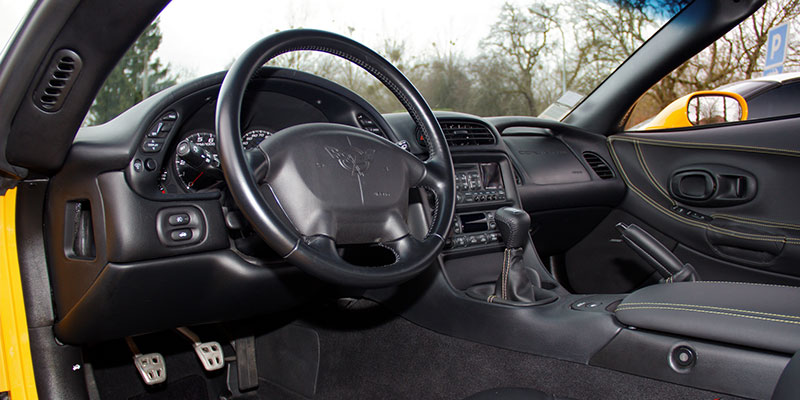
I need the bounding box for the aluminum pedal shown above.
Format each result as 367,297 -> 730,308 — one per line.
126,337 -> 166,385
193,341 -> 225,371
176,327 -> 226,371
133,353 -> 167,385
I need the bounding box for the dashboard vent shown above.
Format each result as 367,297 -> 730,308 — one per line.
583,152 -> 614,179
417,120 -> 496,147
34,49 -> 83,112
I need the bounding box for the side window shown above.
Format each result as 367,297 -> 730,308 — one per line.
624,0 -> 800,131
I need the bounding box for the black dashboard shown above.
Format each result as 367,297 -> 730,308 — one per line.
45,66 -> 624,343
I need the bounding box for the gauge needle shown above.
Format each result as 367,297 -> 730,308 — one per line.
189,171 -> 204,187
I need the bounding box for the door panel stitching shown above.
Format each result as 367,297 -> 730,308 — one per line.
607,139 -> 800,245
611,136 -> 800,158
635,141 -> 675,206
711,214 -> 800,231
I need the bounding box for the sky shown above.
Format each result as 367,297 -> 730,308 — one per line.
1,0 -> 524,80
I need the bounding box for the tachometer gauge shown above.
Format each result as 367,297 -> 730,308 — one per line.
242,129 -> 273,149
174,131 -> 224,191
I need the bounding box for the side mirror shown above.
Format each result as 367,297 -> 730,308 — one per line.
686,93 -> 748,126
641,91 -> 748,130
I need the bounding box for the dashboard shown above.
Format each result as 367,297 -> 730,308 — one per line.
46,66 -> 624,344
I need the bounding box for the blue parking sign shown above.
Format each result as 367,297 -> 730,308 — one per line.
765,23 -> 790,67
764,65 -> 784,77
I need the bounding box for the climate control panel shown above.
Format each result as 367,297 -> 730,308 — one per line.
444,211 -> 503,250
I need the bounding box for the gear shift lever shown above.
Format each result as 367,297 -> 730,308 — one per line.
491,207 -> 537,303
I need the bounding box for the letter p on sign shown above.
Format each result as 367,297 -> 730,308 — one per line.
766,23 -> 790,68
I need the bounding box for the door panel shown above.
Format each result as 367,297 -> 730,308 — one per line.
608,116 -> 800,283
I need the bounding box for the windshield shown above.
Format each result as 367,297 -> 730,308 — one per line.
83,0 -> 687,125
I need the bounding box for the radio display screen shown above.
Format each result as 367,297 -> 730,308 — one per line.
480,163 -> 503,189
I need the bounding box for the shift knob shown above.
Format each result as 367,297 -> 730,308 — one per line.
495,207 -> 530,249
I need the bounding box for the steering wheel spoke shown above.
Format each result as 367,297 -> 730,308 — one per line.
244,147 -> 270,183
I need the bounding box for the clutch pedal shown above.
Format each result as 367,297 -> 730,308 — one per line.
176,327 -> 225,371
126,337 -> 166,385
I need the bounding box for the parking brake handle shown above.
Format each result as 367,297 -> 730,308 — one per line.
616,222 -> 699,283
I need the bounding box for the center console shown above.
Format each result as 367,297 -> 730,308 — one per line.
445,160 -> 514,252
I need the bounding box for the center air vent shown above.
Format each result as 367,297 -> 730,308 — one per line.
417,120 -> 496,147
583,152 -> 614,179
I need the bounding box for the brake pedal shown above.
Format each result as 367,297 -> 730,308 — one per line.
176,327 -> 225,371
126,337 -> 166,385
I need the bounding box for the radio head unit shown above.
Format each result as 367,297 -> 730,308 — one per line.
455,163 -> 506,204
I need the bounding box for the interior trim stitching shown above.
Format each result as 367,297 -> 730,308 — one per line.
694,280 -> 800,288
711,214 -> 800,231
610,136 -> 800,158
421,185 -> 441,238
615,305 -> 800,326
376,242 -> 400,266
501,248 -> 510,300
614,135 -> 800,235
621,302 -> 800,320
607,139 -> 800,245
635,141 -> 675,206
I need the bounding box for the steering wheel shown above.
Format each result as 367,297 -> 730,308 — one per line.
216,29 -> 455,288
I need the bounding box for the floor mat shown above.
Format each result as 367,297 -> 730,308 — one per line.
278,302 -> 746,400
128,375 -> 207,400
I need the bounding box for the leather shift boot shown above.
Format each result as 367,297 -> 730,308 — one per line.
492,247 -> 535,303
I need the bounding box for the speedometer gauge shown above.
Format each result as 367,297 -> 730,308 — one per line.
242,129 -> 273,149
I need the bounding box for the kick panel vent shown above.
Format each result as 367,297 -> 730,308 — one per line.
583,152 -> 614,179
417,120 -> 496,147
34,49 -> 83,112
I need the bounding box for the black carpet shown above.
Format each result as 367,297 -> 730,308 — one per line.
258,303 -> 746,400
128,375 -> 207,400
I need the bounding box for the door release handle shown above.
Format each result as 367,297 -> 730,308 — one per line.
669,165 -> 756,207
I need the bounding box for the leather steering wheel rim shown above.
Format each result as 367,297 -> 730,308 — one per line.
216,29 -> 455,288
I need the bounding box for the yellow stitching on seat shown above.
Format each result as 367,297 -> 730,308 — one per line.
607,139 -> 800,245
621,302 -> 800,320
610,136 -> 800,158
635,141 -> 675,206
615,305 -> 800,326
711,214 -> 800,231
694,281 -> 800,289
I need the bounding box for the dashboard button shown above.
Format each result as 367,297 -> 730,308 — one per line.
144,158 -> 157,171
132,159 -> 143,172
168,213 -> 191,226
142,139 -> 164,153
170,229 -> 193,241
